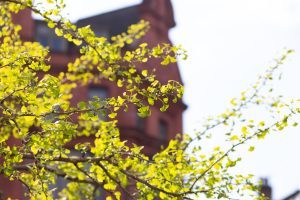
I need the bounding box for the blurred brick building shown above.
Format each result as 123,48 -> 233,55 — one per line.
0,0 -> 185,198
260,178 -> 300,200
261,178 -> 273,200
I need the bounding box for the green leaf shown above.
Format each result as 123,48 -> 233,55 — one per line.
230,135 -> 239,141
159,192 -> 167,199
248,146 -> 255,152
117,96 -> 125,105
47,21 -> 56,28
137,106 -> 150,118
77,101 -> 86,109
117,79 -> 123,87
241,126 -> 248,135
160,104 -> 169,112
73,39 -> 82,46
148,97 -> 154,106
230,98 -> 237,106
142,70 -> 148,77
108,112 -> 117,119
55,28 -> 63,37
161,57 -> 170,65
31,145 -> 39,155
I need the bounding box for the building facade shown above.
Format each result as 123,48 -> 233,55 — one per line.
260,178 -> 300,200
0,0 -> 185,198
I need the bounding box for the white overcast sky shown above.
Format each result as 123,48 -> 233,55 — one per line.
61,1 -> 300,199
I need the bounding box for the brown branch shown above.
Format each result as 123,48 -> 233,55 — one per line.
97,161 -> 134,200
183,56 -> 287,151
188,111 -> 293,191
22,153 -> 112,164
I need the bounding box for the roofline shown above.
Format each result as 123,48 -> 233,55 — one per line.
282,190 -> 300,200
77,4 -> 140,24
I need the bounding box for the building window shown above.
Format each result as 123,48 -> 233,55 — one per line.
136,115 -> 145,131
35,22 -> 68,52
94,27 -> 110,39
88,87 -> 108,100
159,120 -> 168,140
88,87 -> 108,120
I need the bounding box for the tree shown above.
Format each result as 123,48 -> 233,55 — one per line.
0,0 -> 296,199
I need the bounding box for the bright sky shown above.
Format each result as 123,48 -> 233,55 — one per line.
62,1 -> 300,199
